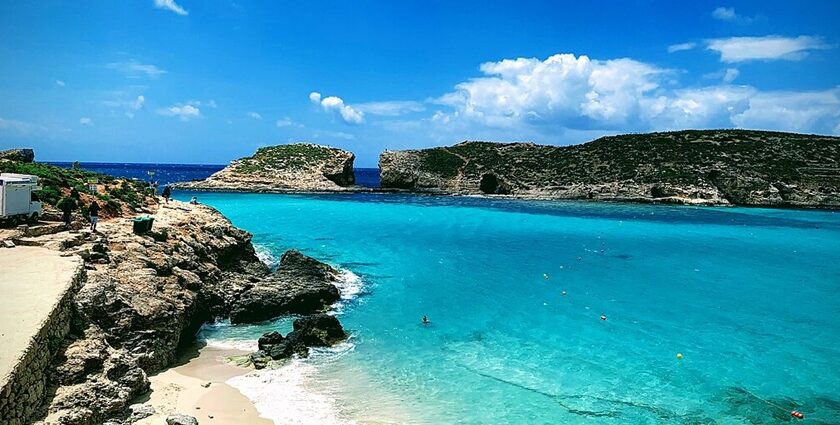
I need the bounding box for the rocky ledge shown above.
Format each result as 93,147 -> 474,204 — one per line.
174,143 -> 356,192
24,201 -> 344,424
379,130 -> 840,208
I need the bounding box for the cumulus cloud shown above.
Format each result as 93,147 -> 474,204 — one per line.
667,42 -> 696,53
107,60 -> 167,78
79,117 -> 93,126
427,52 -> 840,138
309,92 -> 364,124
158,103 -> 201,121
154,0 -> 188,15
706,36 -> 830,62
247,112 -> 262,120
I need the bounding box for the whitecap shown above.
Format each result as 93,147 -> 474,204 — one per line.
228,348 -> 358,425
255,244 -> 279,270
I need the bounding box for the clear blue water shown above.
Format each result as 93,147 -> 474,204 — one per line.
48,162 -> 381,188
172,191 -> 840,424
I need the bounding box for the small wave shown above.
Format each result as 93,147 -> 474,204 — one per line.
228,348 -> 358,425
255,244 -> 279,270
330,269 -> 366,314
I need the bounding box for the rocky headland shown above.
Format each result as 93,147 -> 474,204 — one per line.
174,143 -> 356,192
2,201 -> 346,424
379,130 -> 840,208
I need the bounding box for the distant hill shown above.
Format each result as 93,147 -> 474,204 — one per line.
378,130 -> 840,208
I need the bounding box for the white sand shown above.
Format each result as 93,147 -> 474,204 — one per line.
135,346 -> 272,425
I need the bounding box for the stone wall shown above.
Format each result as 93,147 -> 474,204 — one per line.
0,264 -> 85,425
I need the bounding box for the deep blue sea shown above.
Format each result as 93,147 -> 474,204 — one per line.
163,190 -> 840,425
47,162 -> 382,188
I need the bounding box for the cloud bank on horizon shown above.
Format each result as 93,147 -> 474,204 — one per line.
0,1 -> 838,164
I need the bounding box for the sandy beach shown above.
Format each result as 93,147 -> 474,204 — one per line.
135,346 -> 272,425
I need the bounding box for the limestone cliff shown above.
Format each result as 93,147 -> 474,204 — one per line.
11,202 -> 343,424
379,130 -> 840,208
175,143 -> 355,192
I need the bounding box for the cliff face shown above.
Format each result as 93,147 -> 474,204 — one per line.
176,143 -> 355,192
379,130 -> 840,208
14,202 -> 344,424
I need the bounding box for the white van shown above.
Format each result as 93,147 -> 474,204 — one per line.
0,173 -> 43,224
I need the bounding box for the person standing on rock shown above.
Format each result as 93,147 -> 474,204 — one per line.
161,185 -> 172,204
88,201 -> 100,232
56,196 -> 77,229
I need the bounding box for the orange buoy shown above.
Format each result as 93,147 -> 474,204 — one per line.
600,315 -> 607,321
790,410 -> 804,419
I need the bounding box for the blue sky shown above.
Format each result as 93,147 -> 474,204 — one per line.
1,1 -> 838,166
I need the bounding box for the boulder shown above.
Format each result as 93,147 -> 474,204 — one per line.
229,250 -> 341,323
0,148 -> 34,162
261,314 -> 347,361
167,414 -> 199,425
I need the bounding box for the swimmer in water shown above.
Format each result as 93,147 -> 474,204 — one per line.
422,315 -> 430,325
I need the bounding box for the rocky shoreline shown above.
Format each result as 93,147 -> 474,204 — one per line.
2,201 -> 349,424
379,130 -> 840,208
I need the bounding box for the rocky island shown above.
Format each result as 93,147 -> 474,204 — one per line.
174,143 -> 356,192
379,130 -> 840,208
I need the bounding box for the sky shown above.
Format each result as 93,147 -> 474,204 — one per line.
0,1 -> 839,166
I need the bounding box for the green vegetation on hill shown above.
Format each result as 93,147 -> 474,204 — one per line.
381,129 -> 840,207
233,144 -> 337,173
0,161 -> 149,212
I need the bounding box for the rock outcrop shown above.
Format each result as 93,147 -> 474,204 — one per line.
229,250 -> 341,323
174,143 -> 355,192
25,201 -> 343,424
379,130 -> 840,208
254,314 -> 347,362
0,148 -> 34,162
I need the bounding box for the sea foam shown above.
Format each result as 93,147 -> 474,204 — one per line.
227,343 -> 358,425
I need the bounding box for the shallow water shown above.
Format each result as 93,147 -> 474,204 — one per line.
178,192 -> 840,424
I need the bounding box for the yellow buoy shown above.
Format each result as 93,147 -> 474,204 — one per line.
676,353 -> 684,360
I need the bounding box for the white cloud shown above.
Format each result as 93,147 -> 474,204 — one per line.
723,68 -> 739,83
314,130 -> 355,140
310,92 -> 364,124
706,36 -> 830,62
154,0 -> 188,15
667,42 -> 696,53
437,53 -> 665,130
55,80 -> 66,87
0,117 -> 35,133
711,7 -> 736,20
422,52 -> 840,139
711,6 -> 755,23
107,60 -> 167,78
275,117 -> 303,128
79,117 -> 93,126
247,112 -> 262,120
355,101 -> 425,116
158,103 -> 201,121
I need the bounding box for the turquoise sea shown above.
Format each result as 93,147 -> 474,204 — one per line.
176,191 -> 840,424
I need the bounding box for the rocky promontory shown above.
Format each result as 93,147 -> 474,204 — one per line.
175,143 -> 356,192
5,202 -> 344,424
379,130 -> 840,208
